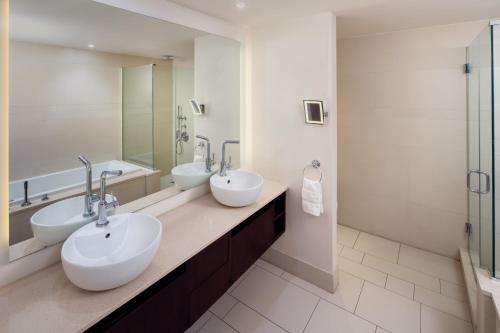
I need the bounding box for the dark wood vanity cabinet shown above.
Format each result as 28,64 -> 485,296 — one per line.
88,192 -> 286,333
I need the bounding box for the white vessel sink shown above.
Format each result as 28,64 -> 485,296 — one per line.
30,194 -> 116,246
172,162 -> 218,190
210,170 -> 263,207
61,213 -> 162,291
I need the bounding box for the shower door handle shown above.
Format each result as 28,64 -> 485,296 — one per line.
467,170 -> 490,194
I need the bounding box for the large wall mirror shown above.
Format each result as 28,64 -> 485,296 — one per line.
8,0 -> 241,260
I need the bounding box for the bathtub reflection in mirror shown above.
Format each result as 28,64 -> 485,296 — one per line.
8,0 -> 241,260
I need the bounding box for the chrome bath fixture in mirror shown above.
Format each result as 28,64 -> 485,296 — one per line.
8,0 -> 241,260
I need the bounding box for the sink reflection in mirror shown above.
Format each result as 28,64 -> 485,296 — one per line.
30,194 -> 117,246
62,213 -> 162,291
8,0 -> 241,261
171,162 -> 218,190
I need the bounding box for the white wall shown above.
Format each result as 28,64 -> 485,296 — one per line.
194,35 -> 241,166
9,41 -> 167,180
338,21 -> 487,258
249,12 -> 337,276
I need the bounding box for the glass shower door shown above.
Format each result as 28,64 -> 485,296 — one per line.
467,26 -> 494,274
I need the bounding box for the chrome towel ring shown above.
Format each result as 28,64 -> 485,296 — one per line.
303,160 -> 323,182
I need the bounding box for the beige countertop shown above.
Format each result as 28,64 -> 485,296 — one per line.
0,180 -> 287,333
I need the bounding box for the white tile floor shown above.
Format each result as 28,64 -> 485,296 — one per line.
186,225 -> 473,333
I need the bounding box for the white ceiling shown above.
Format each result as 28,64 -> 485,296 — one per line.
170,0 -> 500,38
10,0 -> 207,59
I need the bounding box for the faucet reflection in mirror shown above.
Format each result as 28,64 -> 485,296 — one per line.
78,155 -> 99,218
97,170 -> 122,227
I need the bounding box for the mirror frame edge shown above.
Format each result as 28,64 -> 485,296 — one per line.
0,0 -> 9,266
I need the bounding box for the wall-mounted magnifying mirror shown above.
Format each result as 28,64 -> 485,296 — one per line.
303,100 -> 326,125
189,98 -> 205,115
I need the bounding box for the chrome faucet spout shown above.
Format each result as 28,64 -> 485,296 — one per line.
96,170 -> 123,227
78,155 -> 97,217
220,140 -> 240,177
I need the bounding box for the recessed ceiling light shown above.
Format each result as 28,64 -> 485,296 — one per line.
235,1 -> 246,10
87,44 -> 95,49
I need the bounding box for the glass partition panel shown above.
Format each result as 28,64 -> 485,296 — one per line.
122,64 -> 154,169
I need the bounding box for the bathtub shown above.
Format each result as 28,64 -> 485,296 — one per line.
9,160 -> 148,207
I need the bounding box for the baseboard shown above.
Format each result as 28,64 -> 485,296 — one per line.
262,247 -> 337,293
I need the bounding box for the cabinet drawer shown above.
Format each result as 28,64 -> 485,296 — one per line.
189,263 -> 230,324
90,265 -> 189,333
188,234 -> 230,289
230,203 -> 275,282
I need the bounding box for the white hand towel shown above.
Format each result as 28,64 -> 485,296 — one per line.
302,177 -> 323,216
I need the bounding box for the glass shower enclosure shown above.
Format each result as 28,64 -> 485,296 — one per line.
122,63 -> 175,185
467,22 -> 499,276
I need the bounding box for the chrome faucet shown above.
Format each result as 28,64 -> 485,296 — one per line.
96,170 -> 122,227
219,140 -> 239,177
78,155 -> 99,217
196,135 -> 214,173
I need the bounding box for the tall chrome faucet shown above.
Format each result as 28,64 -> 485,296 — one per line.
219,140 -> 240,177
97,170 -> 122,227
196,135 -> 213,173
78,155 -> 99,217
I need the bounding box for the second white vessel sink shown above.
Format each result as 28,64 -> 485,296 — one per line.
171,162 -> 218,190
210,170 -> 263,207
30,194 -> 116,246
61,213 -> 162,291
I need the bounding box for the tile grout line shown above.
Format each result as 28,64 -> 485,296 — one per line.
418,302 -> 472,323
301,298 -> 321,333
228,266 -> 255,294
254,262 -> 284,278
358,257 -> 445,293
340,266 -> 470,323
222,299 -> 240,320
284,275 -> 384,326
397,243 -> 402,264
420,303 -> 422,333
229,292 -> 293,333
194,312 -> 213,333
219,316 -> 241,333
352,231 -> 362,249
354,279 -> 366,314
239,262 -> 378,330
339,263 -> 460,306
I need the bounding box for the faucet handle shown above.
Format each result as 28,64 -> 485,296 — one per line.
227,156 -> 232,170
90,193 -> 100,202
103,192 -> 118,209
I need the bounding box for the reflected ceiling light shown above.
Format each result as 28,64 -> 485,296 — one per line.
87,44 -> 95,48
235,1 -> 246,10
